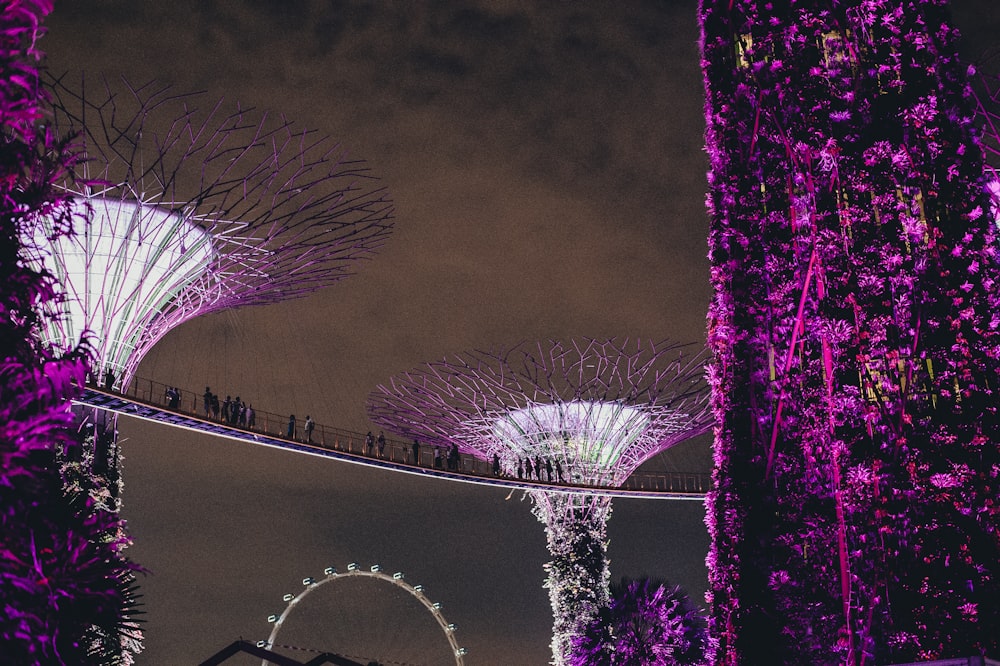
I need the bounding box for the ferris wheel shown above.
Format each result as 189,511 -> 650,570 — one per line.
259,562 -> 467,666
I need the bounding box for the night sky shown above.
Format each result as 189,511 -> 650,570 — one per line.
41,2 -> 1000,664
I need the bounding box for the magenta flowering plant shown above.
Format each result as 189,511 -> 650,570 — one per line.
569,577 -> 708,666
700,0 -> 1000,664
1,1 -> 142,662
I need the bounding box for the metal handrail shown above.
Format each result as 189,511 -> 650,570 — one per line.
88,374 -> 714,495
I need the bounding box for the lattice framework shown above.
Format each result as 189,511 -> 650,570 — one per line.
369,338 -> 710,479
368,338 -> 712,665
24,76 -> 394,383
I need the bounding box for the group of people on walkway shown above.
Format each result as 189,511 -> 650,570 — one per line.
364,431 -> 388,457
202,387 -> 256,430
160,382 -> 571,485
287,414 -> 317,443
430,443 -> 462,471
515,455 -> 564,483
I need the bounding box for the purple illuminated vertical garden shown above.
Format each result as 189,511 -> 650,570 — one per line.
367,338 -> 711,665
3,3 -> 140,662
700,0 -> 1000,663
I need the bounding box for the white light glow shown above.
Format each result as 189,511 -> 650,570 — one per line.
29,196 -> 216,381
492,401 -> 648,483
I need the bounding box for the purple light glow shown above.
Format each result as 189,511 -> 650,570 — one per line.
570,577 -> 708,666
700,0 -> 1000,663
22,75 -> 395,537
969,65 -> 1000,239
2,4 -> 141,662
368,339 -> 710,478
25,76 -> 395,385
367,338 -> 712,665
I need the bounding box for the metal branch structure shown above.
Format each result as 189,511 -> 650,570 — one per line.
17,75 -> 393,522
367,338 -> 712,665
24,76 -> 394,385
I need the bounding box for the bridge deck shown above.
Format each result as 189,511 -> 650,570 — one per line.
75,382 -> 711,500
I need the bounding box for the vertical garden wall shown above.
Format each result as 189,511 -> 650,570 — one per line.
700,1 -> 1000,663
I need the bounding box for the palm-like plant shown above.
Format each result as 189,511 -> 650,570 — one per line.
1,1 -> 142,662
570,577 -> 707,666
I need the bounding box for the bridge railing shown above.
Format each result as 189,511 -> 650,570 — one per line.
95,375 -> 713,494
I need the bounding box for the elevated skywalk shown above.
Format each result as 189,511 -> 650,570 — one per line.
75,378 -> 711,500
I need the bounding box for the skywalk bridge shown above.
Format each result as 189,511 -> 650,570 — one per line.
75,376 -> 712,500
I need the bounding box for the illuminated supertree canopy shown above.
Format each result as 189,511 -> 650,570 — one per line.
367,338 -> 711,665
700,0 -> 1000,663
23,76 -> 395,385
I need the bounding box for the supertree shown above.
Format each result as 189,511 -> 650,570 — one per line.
569,577 -> 708,666
700,0 -> 1000,663
18,75 -> 394,500
367,338 -> 711,665
24,75 -> 394,386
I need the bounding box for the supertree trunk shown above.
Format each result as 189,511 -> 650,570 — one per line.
21,75 -> 393,515
700,0 -> 1000,663
368,338 -> 713,665
533,492 -> 612,666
